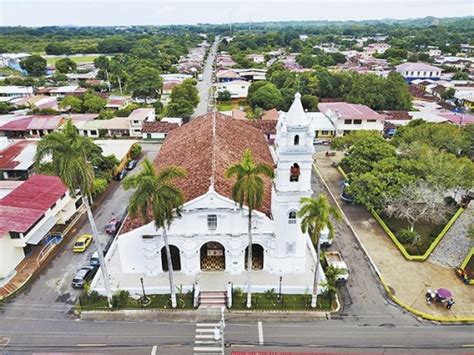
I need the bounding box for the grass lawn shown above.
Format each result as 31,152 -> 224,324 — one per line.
231,292 -> 334,311
79,293 -> 194,311
217,102 -> 233,111
46,55 -> 104,65
0,67 -> 23,76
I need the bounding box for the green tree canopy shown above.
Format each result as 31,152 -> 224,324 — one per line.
55,58 -> 77,74
20,55 -> 46,76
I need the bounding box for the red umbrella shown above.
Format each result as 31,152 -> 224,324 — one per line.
436,288 -> 453,299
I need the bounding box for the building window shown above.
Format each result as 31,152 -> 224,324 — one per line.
290,163 -> 300,182
207,215 -> 217,230
90,130 -> 97,136
288,211 -> 297,224
286,242 -> 295,254
10,231 -> 21,239
344,119 -> 352,125
294,135 -> 300,146
353,119 -> 362,125
367,119 -> 376,123
321,130 -> 329,135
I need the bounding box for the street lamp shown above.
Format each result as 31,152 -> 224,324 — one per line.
140,277 -> 150,306
278,276 -> 283,301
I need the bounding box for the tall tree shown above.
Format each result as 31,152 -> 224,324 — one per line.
20,55 -> 47,76
127,66 -> 163,104
298,195 -> 342,307
34,120 -> 113,305
225,149 -> 274,308
123,159 -> 186,308
55,58 -> 77,74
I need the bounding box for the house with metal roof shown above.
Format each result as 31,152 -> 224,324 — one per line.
0,138 -> 36,181
0,175 -> 78,281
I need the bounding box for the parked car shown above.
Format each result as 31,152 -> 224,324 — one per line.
73,234 -> 93,253
126,159 -> 138,170
325,251 -> 349,283
71,266 -> 95,288
319,226 -> 332,247
114,169 -> 127,181
105,217 -> 122,235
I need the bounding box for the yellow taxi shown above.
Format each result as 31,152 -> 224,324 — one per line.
73,234 -> 93,253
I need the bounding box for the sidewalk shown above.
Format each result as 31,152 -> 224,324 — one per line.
315,152 -> 473,321
0,206 -> 86,300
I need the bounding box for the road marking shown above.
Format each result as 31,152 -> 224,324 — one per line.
258,321 -> 264,345
76,343 -> 107,347
151,345 -> 157,355
462,344 -> 474,348
0,337 -> 10,346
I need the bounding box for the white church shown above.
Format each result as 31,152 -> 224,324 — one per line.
92,93 -> 326,297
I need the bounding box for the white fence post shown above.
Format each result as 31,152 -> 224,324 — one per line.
193,282 -> 200,308
226,282 -> 232,308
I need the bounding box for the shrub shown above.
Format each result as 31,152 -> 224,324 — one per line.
111,290 -> 130,309
130,143 -> 142,159
92,178 -> 108,196
397,228 -> 420,245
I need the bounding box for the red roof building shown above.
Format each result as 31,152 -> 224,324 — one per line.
0,175 -> 67,235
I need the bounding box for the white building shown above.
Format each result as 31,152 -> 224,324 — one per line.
395,62 -> 442,81
247,54 -> 265,64
318,102 -> 385,136
215,80 -> 251,99
93,94 -> 325,297
0,175 -> 78,281
0,86 -> 33,97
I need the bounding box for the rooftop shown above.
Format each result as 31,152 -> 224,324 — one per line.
396,62 -> 441,72
0,139 -> 36,170
122,112 -> 274,233
128,108 -> 155,121
0,175 -> 67,235
141,121 -> 179,134
318,102 -> 383,121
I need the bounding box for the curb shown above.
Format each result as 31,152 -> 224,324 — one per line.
312,162 -> 474,324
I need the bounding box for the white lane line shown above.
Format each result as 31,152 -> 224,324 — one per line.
76,343 -> 107,347
258,321 -> 264,345
151,345 -> 157,355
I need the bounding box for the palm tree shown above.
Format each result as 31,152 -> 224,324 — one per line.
225,149 -> 274,308
298,195 -> 342,308
34,119 -> 113,305
123,158 -> 186,308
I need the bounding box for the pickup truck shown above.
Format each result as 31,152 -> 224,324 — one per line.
319,226 -> 332,247
325,251 -> 349,283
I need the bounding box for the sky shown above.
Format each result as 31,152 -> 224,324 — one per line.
0,0 -> 472,27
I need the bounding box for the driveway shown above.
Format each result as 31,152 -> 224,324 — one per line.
0,143 -> 161,323
192,37 -> 218,118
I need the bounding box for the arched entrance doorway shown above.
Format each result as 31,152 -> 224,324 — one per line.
161,245 -> 181,271
245,244 -> 264,270
200,241 -> 225,271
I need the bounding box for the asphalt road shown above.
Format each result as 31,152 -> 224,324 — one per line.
192,37 -> 219,118
0,143 -> 161,322
1,144 -> 473,353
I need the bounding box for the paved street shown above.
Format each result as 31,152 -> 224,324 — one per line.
192,37 -> 219,118
0,143 -> 161,322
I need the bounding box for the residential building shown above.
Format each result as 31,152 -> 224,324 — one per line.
234,68 -> 267,81
215,80 -> 251,99
216,69 -> 243,83
0,175 -> 78,280
128,108 -> 155,137
318,102 -> 385,136
246,54 -> 265,64
0,139 -> 36,180
92,94 -> 325,296
428,47 -> 442,57
307,112 -> 336,138
0,86 -> 33,97
141,121 -> 180,141
36,85 -> 87,97
0,115 -> 62,138
105,96 -> 131,110
395,62 -> 442,81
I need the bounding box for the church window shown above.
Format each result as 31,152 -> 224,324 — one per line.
207,215 -> 217,230
286,242 -> 295,254
288,211 -> 297,224
290,163 -> 300,182
294,135 -> 300,146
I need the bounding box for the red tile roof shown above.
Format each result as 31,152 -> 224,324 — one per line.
0,117 -> 31,131
0,175 -> 67,235
0,140 -> 35,169
122,112 -> 274,233
0,116 -> 62,132
141,121 -> 179,134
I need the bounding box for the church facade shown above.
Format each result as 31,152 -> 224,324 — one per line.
100,93 -> 324,294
